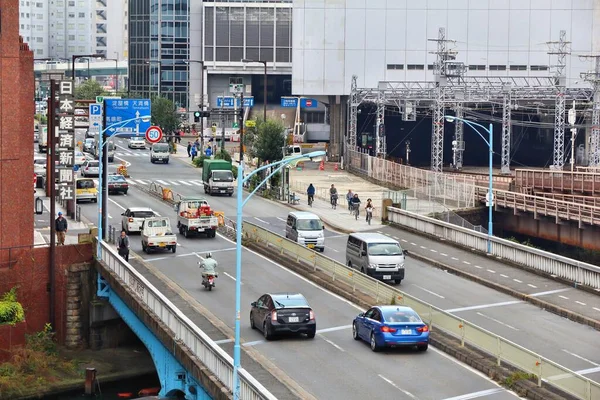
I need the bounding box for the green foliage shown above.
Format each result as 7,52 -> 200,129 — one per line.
507,237 -> 538,249
34,114 -> 47,125
0,288 -> 25,326
74,80 -> 107,100
390,295 -> 397,305
192,155 -> 209,168
0,324 -> 79,398
151,97 -> 179,135
215,149 -> 232,162
269,171 -> 281,187
503,371 -> 535,389
231,165 -> 238,178
253,119 -> 286,163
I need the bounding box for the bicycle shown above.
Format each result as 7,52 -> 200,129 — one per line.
352,202 -> 361,220
330,195 -> 338,209
366,207 -> 373,225
308,194 -> 314,207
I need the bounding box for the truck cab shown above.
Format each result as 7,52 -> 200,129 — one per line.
202,159 -> 234,196
140,216 -> 177,253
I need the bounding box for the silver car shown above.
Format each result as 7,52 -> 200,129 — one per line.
80,160 -> 99,176
121,207 -> 157,233
128,136 -> 146,149
83,138 -> 95,153
34,157 -> 46,177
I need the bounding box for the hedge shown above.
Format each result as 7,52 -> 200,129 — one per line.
0,288 -> 25,326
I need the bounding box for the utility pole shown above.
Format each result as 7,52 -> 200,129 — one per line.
220,90 -> 225,152
239,92 -> 245,163
548,30 -> 570,169
48,80 -> 57,329
568,101 -> 577,171
580,54 -> 600,167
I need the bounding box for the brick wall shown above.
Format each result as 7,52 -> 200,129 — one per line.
0,0 -> 35,249
0,244 -> 94,360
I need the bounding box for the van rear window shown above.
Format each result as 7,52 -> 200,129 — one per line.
131,211 -> 155,218
76,180 -> 95,189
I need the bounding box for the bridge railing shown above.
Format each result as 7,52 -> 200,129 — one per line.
98,241 -> 277,400
385,206 -> 600,290
240,221 -> 600,400
515,169 -> 600,195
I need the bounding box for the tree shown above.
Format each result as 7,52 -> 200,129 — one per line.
74,80 -> 106,100
151,97 -> 179,135
253,119 -> 286,163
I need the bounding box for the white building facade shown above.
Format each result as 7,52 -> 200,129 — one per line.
293,0 -> 600,96
19,0 -> 49,57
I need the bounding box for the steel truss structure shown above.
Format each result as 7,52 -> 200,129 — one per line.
580,55 -> 600,167
347,30 -> 593,173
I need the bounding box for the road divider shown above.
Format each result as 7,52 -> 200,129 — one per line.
240,221 -> 600,400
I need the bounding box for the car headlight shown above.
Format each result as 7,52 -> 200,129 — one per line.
368,263 -> 377,269
398,263 -> 405,268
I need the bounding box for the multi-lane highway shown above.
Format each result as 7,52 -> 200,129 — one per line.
69,136 -> 600,398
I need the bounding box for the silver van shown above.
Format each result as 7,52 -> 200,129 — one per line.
285,211 -> 325,252
346,233 -> 407,284
150,142 -> 170,164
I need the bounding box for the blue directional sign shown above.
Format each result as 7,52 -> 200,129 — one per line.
216,96 -> 254,108
104,99 -> 151,137
280,97 -> 319,108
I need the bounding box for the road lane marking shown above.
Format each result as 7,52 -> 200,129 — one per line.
575,301 -> 587,306
393,236 -> 399,240
527,284 -> 537,288
445,300 -> 522,313
420,245 -> 426,249
487,269 -> 495,273
378,375 -> 417,399
223,272 -> 237,281
156,179 -> 169,186
243,340 -> 265,347
430,249 -> 437,253
513,279 -> 523,283
254,217 -> 270,224
108,215 -> 113,219
179,181 -> 192,186
114,156 -> 131,167
476,312 -> 519,331
214,338 -> 234,345
401,239 -> 407,242
441,387 -> 506,400
562,349 -> 600,366
474,265 -> 482,269
451,257 -> 459,260
277,217 -> 287,222
410,242 -> 417,246
440,253 -> 448,256
325,246 -> 339,253
320,336 -> 344,352
135,179 -> 149,185
526,288 -> 571,297
108,198 -> 127,211
412,284 -> 445,299
316,325 -> 352,334
559,295 -> 569,300
500,274 -> 509,278
145,256 -> 169,262
594,307 -> 600,312
463,261 -> 471,265
168,181 -> 180,186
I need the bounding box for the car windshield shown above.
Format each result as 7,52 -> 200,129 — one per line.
296,219 -> 322,231
153,144 -> 169,152
86,162 -> 99,168
76,180 -> 95,189
131,211 -> 154,218
85,140 -> 94,145
382,309 -> 422,323
212,170 -> 233,182
34,159 -> 45,165
271,296 -> 308,308
368,243 -> 402,256
131,137 -> 144,141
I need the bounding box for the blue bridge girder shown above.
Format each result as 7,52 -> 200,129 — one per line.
97,274 -> 211,400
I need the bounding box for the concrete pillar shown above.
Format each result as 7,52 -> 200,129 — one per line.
327,95 -> 347,162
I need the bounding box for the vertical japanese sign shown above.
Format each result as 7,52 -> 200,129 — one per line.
56,81 -> 75,201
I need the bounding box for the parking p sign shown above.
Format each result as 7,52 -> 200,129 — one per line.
145,126 -> 163,143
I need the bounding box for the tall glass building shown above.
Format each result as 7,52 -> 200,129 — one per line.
128,0 -> 293,122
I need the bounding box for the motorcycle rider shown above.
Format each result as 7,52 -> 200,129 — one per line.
199,253 -> 218,283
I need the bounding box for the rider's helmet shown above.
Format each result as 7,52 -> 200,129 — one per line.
206,252 -> 212,258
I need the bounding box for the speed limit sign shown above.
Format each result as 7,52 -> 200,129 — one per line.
145,126 -> 163,143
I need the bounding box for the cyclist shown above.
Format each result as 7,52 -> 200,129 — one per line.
350,193 -> 361,218
365,198 -> 374,224
329,184 -> 338,209
307,183 -> 316,206
346,189 -> 354,212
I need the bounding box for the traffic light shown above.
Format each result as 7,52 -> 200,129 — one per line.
194,111 -> 201,122
193,111 -> 211,122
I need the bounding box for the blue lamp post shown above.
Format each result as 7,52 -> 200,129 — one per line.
232,150 -> 325,399
96,115 -> 151,260
445,115 -> 494,254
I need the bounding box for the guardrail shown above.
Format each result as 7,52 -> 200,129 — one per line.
241,222 -> 600,400
475,187 -> 600,227
534,192 -> 600,208
386,206 -> 600,290
97,240 -> 277,400
515,169 -> 600,195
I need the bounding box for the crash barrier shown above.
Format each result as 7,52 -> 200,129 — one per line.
241,221 -> 600,400
97,240 -> 278,400
386,206 -> 600,290
162,188 -> 173,201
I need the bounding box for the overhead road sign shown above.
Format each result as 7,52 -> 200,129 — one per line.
145,126 -> 163,143
280,97 -> 319,108
104,98 -> 151,136
216,96 -> 254,108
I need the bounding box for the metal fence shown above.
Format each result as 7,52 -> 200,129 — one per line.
386,206 -> 600,290
97,241 -> 278,400
241,222 -> 600,400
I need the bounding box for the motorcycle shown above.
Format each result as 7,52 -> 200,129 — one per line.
202,274 -> 217,291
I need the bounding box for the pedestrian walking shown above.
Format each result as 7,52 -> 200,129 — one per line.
118,230 -> 130,262
191,144 -> 198,161
187,141 -> 192,157
55,212 -> 68,245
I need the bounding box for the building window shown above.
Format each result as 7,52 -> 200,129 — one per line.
68,34 -> 75,40
78,34 -> 85,41
530,65 -> 549,71
407,64 -> 424,70
68,13 -> 75,18
68,0 -> 74,5
68,46 -> 75,52
36,13 -> 43,19
78,12 -> 85,17
510,65 -> 527,71
78,46 -> 85,52
386,64 -> 404,70
469,65 -> 486,71
78,23 -> 85,29
67,23 -> 74,29
489,65 -> 507,71
20,24 -> 24,29
428,64 -> 435,70
36,2 -> 43,6
302,112 -> 325,124
36,37 -> 43,43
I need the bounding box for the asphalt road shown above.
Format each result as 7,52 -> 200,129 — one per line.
72,138 -> 522,400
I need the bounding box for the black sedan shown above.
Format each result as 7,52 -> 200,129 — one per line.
108,175 -> 129,195
250,293 -> 316,340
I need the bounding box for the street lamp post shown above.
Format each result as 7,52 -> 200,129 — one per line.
184,60 -> 207,146
445,115 -> 494,253
145,60 -> 162,98
241,59 -> 267,121
231,150 -> 325,400
72,54 -> 104,82
96,115 -> 151,260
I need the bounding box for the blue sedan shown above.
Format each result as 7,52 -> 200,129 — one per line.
352,306 -> 429,352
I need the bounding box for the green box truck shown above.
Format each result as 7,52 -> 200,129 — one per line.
202,159 -> 234,196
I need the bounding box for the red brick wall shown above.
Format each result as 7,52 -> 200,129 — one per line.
0,0 -> 35,249
0,244 -> 93,360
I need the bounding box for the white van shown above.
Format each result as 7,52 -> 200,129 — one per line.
150,142 -> 170,164
346,233 -> 407,284
285,211 -> 325,252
